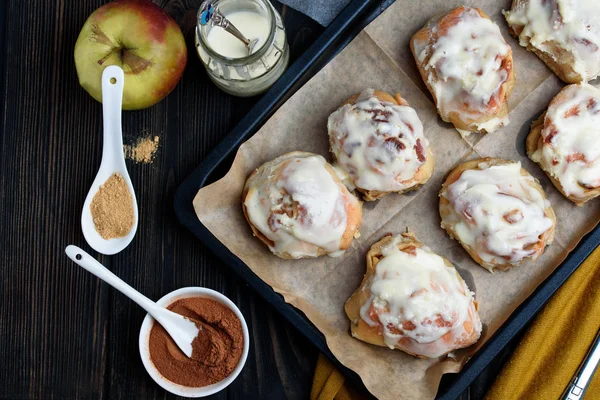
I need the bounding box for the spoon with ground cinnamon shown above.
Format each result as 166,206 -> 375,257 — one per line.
81,66 -> 138,255
65,245 -> 208,359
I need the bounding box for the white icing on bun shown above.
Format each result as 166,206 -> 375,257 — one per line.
528,83 -> 600,205
440,159 -> 555,271
505,0 -> 600,83
346,232 -> 481,359
328,89 -> 433,200
411,7 -> 514,134
243,152 -> 362,259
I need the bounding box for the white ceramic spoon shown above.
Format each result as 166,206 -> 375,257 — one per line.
65,245 -> 200,358
81,65 -> 138,255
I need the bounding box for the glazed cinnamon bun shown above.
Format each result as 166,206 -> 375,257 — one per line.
327,89 -> 434,201
439,158 -> 556,272
242,152 -> 362,259
345,231 -> 482,359
527,84 -> 600,206
411,6 -> 515,136
504,0 -> 600,83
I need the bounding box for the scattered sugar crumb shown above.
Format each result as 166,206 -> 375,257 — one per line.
124,135 -> 160,163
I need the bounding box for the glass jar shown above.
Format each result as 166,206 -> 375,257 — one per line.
195,0 -> 289,97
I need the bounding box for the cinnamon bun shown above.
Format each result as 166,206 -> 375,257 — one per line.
439,158 -> 556,272
327,89 -> 434,201
411,6 -> 515,135
345,231 -> 482,359
504,0 -> 600,83
527,83 -> 600,206
242,152 -> 362,259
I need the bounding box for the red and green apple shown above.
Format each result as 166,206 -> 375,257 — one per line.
74,0 -> 187,110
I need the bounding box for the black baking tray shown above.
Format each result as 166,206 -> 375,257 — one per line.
174,0 -> 600,398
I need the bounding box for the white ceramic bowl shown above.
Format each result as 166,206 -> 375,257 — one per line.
139,287 -> 249,397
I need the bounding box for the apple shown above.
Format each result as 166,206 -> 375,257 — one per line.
74,0 -> 187,110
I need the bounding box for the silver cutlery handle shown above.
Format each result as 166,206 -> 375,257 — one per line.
200,2 -> 251,47
561,329 -> 600,400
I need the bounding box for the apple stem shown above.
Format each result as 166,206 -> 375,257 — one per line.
97,49 -> 117,66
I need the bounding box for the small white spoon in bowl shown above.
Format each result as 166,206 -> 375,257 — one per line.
81,66 -> 138,255
65,245 -> 200,358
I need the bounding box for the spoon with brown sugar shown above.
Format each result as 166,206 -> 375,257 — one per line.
81,66 -> 138,255
65,245 -> 205,358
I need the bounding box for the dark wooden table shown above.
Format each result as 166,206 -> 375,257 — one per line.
0,1 -> 518,398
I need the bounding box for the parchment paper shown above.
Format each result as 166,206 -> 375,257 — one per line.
192,1 -> 600,398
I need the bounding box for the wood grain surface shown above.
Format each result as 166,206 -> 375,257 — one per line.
0,0 -> 510,398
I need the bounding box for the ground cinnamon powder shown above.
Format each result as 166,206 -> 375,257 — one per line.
90,173 -> 135,239
149,297 -> 244,387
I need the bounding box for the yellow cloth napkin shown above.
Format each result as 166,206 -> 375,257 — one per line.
487,244 -> 600,400
311,353 -> 364,400
312,245 -> 600,400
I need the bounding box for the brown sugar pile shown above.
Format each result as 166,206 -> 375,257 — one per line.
149,297 -> 244,387
90,173 -> 135,239
124,135 -> 159,163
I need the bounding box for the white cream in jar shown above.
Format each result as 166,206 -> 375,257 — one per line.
196,0 -> 289,97
206,11 -> 270,59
